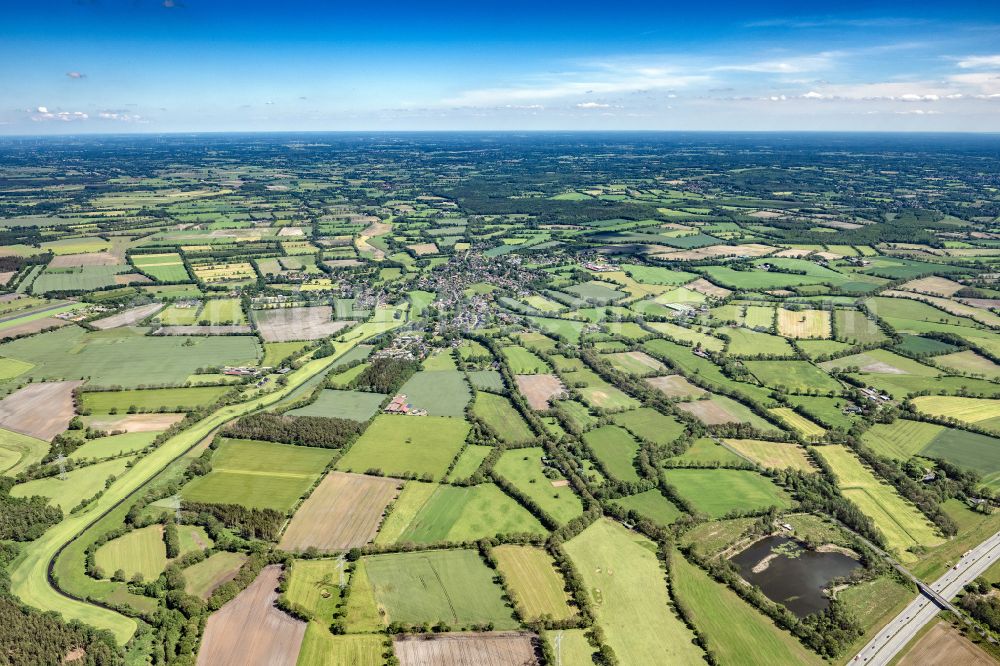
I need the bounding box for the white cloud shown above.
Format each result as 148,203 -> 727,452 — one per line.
801,91 -> 824,99
957,55 -> 1000,69
98,111 -> 144,122
576,102 -> 610,108
32,107 -> 88,122
65,71 -> 86,79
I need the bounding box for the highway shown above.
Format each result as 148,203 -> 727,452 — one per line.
852,530 -> 1000,665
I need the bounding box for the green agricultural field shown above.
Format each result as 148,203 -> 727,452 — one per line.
183,551 -> 248,599
670,437 -> 744,465
32,265 -> 128,294
0,428 -> 49,476
542,630 -> 595,665
181,438 -> 332,510
564,280 -> 628,303
176,525 -> 212,556
467,369 -> 504,391
335,415 -> 468,481
131,253 -> 189,282
94,525 -> 167,582
261,341 -> 311,367
609,489 -> 682,526
288,389 -> 386,421
935,350 -> 1000,379
554,400 -> 598,432
723,328 -> 795,357
472,392 -> 534,443
893,334 -> 958,357
610,407 -> 685,445
361,549 -> 518,628
565,519 -> 704,665
10,456 -> 134,511
0,326 -> 261,387
286,559 -> 343,618
745,360 -> 841,393
770,407 -> 826,438
644,322 -> 725,351
583,425 -> 641,483
69,432 -> 157,461
80,386 -> 231,413
911,395 -> 1000,431
200,298 -> 246,324
296,628 -> 385,666
445,445 -> 492,481
493,545 -> 575,621
621,264 -> 696,285
796,338 -> 853,359
671,551 -> 823,666
0,356 -> 34,379
388,483 -> 546,543
724,439 -> 816,472
396,370 -> 470,417
526,316 -> 586,344
785,395 -> 858,430
700,266 -> 824,290
662,468 -> 792,518
494,447 -> 583,524
816,445 -> 944,561
578,382 -> 640,411
155,303 -> 201,325
861,420 -> 944,460
602,350 -> 668,376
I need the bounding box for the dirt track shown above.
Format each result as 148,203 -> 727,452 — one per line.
196,565 -> 305,666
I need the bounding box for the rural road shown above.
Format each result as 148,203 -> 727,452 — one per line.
852,529 -> 1000,665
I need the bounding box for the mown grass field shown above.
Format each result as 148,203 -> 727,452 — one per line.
285,559 -> 343,618
583,425 -> 641,483
10,456 -> 135,511
602,350 -> 668,376
493,447 -> 584,524
472,392 -> 535,443
200,298 -> 246,324
610,489 -> 682,526
662,468 -> 792,518
816,445 -> 944,561
181,438 -> 332,511
724,439 -> 816,472
94,525 -> 166,581
396,370 -> 470,417
296,627 -> 385,666
182,552 -> 248,599
769,407 -> 827,438
445,445 -> 492,481
130,252 -> 189,282
911,396 -> 1000,431
671,551 -> 823,665
68,432 -> 157,461
335,415 -> 468,481
564,519 -> 704,665
777,308 -> 831,339
80,385 -> 231,413
362,549 -> 518,628
288,389 -> 386,421
501,345 -> 550,373
0,427 -> 49,476
610,407 -> 686,444
493,544 -> 575,621
390,483 -> 546,543
745,360 -> 841,393
724,328 -> 795,357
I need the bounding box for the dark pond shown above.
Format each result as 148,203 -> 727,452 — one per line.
730,535 -> 861,618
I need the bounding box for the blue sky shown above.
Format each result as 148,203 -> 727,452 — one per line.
2,0 -> 1000,133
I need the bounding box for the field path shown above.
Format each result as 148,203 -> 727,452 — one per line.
9,313 -> 406,644
355,219 -> 391,260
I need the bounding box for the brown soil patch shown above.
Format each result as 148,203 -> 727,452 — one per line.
323,259 -> 363,268
114,273 -> 152,285
0,316 -> 70,340
394,632 -> 539,666
859,360 -> 907,375
899,276 -> 965,297
196,565 -> 306,666
48,252 -> 120,268
277,227 -> 306,237
898,622 -> 994,666
253,306 -> 351,342
645,375 -> 707,398
676,399 -> 737,425
0,271 -> 15,286
90,303 -> 164,330
685,278 -> 732,298
622,350 -> 666,371
63,647 -> 86,662
83,412 -> 185,433
0,380 -> 82,441
279,472 -> 402,552
550,479 -> 570,488
407,242 -> 439,256
515,374 -> 565,410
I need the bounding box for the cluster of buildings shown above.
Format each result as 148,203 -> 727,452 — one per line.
384,394 -> 427,416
